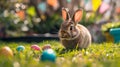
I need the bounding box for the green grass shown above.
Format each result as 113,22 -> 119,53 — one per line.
0,41 -> 120,67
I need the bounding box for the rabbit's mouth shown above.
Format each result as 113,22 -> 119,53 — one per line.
59,28 -> 80,40
61,33 -> 70,38
60,34 -> 79,40
60,32 -> 80,40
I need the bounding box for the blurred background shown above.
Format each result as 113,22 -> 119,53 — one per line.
0,0 -> 120,43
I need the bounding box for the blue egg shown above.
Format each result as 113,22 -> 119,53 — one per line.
40,49 -> 56,62
16,45 -> 25,52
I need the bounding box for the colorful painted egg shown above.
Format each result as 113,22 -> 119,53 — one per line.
40,49 -> 56,62
42,44 -> 51,51
31,45 -> 40,51
0,46 -> 13,58
16,45 -> 25,52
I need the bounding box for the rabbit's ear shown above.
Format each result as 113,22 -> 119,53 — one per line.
62,8 -> 70,21
73,9 -> 83,23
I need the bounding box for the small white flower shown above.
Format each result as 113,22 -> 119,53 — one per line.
13,61 -> 20,67
21,25 -> 29,31
3,10 -> 9,17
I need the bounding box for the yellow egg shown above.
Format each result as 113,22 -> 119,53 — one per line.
0,46 -> 13,58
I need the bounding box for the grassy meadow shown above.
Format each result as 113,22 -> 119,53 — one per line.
0,41 -> 120,67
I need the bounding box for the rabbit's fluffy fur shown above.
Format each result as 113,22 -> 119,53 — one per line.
59,8 -> 91,49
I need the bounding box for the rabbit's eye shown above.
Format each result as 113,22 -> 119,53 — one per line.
70,26 -> 73,30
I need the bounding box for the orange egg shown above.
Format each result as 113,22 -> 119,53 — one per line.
0,46 -> 13,58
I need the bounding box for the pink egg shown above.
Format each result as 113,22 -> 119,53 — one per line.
31,45 -> 40,51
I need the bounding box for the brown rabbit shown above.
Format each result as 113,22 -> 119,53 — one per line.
59,7 -> 91,49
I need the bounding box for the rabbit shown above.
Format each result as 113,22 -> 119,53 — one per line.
58,7 -> 91,49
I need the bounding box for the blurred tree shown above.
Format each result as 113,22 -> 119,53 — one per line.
0,0 -> 120,39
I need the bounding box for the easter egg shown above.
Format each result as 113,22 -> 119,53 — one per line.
42,44 -> 51,51
40,49 -> 56,62
31,45 -> 40,51
16,45 -> 25,52
0,46 -> 13,58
